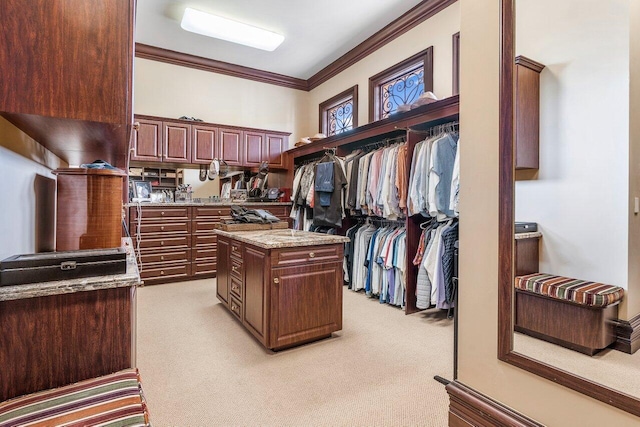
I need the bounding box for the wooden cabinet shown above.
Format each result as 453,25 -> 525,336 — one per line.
515,56 -> 545,170
163,121 -> 191,163
515,234 -> 540,276
129,206 -> 191,285
219,128 -> 243,166
0,0 -> 134,167
244,131 -> 265,166
265,134 -> 286,168
192,206 -> 230,279
192,125 -> 218,164
131,119 -> 162,162
216,235 -> 343,350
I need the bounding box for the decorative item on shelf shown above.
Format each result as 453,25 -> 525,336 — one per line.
178,115 -> 203,121
295,137 -> 312,147
396,104 -> 412,113
133,181 -> 152,201
309,133 -> 327,142
410,91 -> 438,109
175,184 -> 193,202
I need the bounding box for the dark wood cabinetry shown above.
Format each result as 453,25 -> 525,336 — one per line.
129,204 -> 289,285
265,134 -> 286,168
219,128 -> 244,166
131,119 -> 163,162
163,122 -> 191,163
216,235 -> 343,350
0,0 -> 134,167
244,131 -> 265,166
192,125 -> 218,164
515,235 -> 541,276
515,56 -> 545,170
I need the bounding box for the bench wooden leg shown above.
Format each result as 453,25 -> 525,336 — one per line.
515,289 -> 619,355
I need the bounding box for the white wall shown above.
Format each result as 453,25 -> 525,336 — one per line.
304,1 -> 460,135
134,58 -> 309,147
0,117 -> 66,259
515,0 -> 629,288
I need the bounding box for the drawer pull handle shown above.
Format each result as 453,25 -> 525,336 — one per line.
232,246 -> 237,252
309,252 -> 315,258
231,303 -> 238,311
160,270 -> 165,275
232,284 -> 239,292
161,211 -> 165,216
161,256 -> 165,261
160,241 -> 164,246
232,266 -> 238,272
218,210 -> 222,215
273,278 -> 280,284
161,226 -> 165,231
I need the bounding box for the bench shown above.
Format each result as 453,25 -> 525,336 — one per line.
0,368 -> 150,427
514,273 -> 625,355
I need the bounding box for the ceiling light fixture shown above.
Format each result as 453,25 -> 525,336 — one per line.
180,7 -> 284,52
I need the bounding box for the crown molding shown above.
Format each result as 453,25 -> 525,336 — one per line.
135,43 -> 308,91
307,0 -> 458,90
135,0 -> 458,92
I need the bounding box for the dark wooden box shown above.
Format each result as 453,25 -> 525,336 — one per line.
0,247 -> 126,286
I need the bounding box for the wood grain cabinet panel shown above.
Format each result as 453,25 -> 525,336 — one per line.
192,125 -> 218,164
163,121 -> 191,163
515,56 -> 545,170
217,237 -> 230,305
131,119 -> 162,162
219,128 -> 243,166
244,131 -> 265,166
265,134 -> 286,168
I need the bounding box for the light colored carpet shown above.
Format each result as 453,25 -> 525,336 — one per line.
136,279 -> 454,426
514,332 -> 640,399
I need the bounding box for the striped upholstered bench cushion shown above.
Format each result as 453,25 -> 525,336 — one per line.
0,368 -> 149,427
515,273 -> 624,307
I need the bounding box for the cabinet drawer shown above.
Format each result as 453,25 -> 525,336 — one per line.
193,206 -> 231,219
230,277 -> 242,301
140,249 -> 190,264
272,245 -> 342,267
131,206 -> 189,221
139,235 -> 191,249
194,234 -> 217,247
231,258 -> 243,281
130,220 -> 190,235
193,220 -> 220,234
192,260 -> 217,276
193,247 -> 217,260
230,242 -> 243,258
230,296 -> 242,320
140,263 -> 190,281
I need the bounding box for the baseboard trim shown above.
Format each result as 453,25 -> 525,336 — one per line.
613,313 -> 640,354
446,381 -> 543,427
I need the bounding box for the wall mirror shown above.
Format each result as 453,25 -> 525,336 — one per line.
498,0 -> 640,417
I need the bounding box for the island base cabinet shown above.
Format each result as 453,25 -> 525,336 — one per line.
270,263 -> 343,350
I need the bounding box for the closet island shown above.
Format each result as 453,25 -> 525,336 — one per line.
214,229 -> 348,350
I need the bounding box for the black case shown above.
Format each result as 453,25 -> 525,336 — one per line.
515,222 -> 538,233
0,247 -> 126,287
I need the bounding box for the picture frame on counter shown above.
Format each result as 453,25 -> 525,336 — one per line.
133,181 -> 152,200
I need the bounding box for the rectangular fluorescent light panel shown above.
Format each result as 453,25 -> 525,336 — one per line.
181,7 -> 284,51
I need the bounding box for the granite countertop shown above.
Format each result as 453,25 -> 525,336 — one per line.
213,229 -> 350,249
124,201 -> 292,207
515,231 -> 542,240
0,238 -> 141,302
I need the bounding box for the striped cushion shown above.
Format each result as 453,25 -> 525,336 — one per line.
0,368 -> 149,427
515,273 -> 624,307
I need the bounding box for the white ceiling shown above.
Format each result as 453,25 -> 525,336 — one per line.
135,0 -> 424,79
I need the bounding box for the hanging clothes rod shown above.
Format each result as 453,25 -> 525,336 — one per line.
358,135 -> 406,152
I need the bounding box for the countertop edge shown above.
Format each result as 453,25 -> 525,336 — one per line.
213,229 -> 350,249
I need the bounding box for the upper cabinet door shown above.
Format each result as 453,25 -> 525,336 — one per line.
192,125 -> 218,164
131,119 -> 162,162
219,128 -> 243,166
264,134 -> 286,168
244,132 -> 265,167
163,122 -> 191,163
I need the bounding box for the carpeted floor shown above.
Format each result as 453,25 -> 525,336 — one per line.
136,279 -> 454,426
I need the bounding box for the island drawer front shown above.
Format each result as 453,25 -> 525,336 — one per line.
192,260 -> 217,277
140,263 -> 191,281
140,249 -> 190,264
131,206 -> 190,221
193,220 -> 220,234
230,258 -> 243,281
194,234 -> 217,247
272,245 -> 342,267
230,296 -> 242,320
193,206 -> 231,219
130,220 -> 190,235
230,242 -> 243,259
138,235 -> 191,249
230,277 -> 242,301
193,247 -> 217,261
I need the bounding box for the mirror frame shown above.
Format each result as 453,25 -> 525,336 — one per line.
497,0 -> 640,417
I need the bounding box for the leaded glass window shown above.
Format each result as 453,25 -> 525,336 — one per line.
369,47 -> 434,122
319,86 -> 358,137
